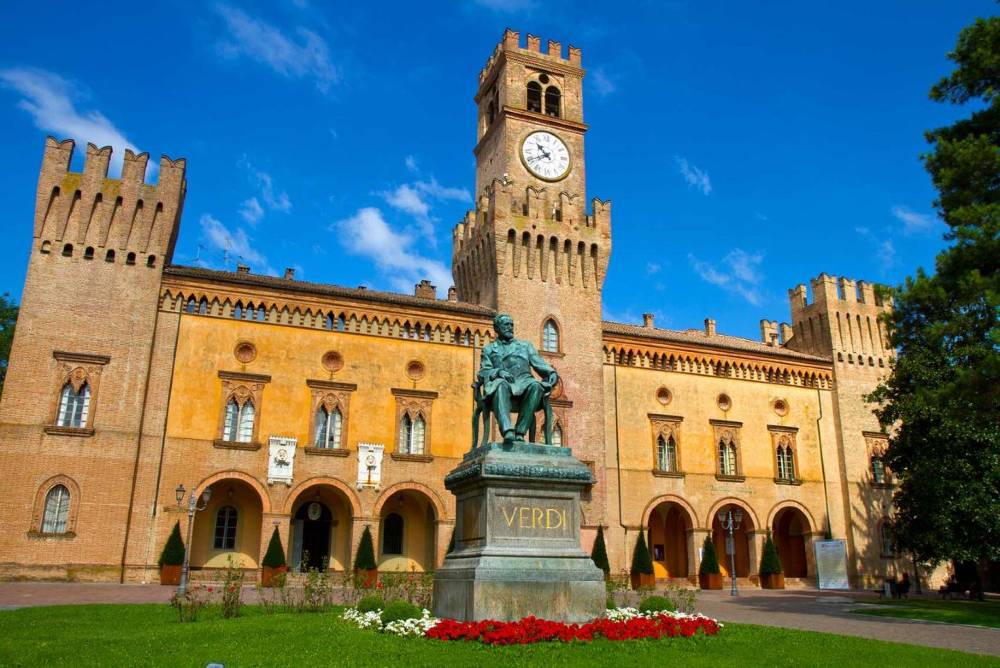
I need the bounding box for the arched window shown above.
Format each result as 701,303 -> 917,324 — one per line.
198,298 -> 209,315
324,313 -> 334,330
232,302 -> 243,320
542,319 -> 559,352
84,247 -> 95,260
382,512 -> 404,555
871,455 -> 886,484
146,255 -> 156,268
186,297 -> 197,314
314,405 -> 343,449
657,434 -> 677,472
776,442 -> 795,481
126,252 -> 136,265
214,505 -> 238,550
57,382 -> 91,428
526,81 -> 542,113
222,397 -> 255,443
718,439 -> 738,476
105,249 -> 115,263
337,315 -> 347,332
62,243 -> 73,257
544,85 -> 561,117
399,414 -> 425,455
552,423 -> 563,447
41,484 -> 70,534
256,305 -> 265,321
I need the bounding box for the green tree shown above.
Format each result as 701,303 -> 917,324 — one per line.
699,535 -> 720,575
590,526 -> 611,576
262,527 -> 286,569
158,522 -> 185,567
630,531 -> 653,576
353,525 -> 377,570
867,14 -> 1000,566
0,293 -> 18,398
759,532 -> 783,576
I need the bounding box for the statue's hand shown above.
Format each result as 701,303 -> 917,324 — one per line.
499,371 -> 514,383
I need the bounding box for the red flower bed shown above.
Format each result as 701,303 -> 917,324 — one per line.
426,614 -> 720,645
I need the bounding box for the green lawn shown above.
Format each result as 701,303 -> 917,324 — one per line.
0,604 -> 996,667
853,598 -> 1000,628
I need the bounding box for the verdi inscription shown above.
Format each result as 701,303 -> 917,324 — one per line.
493,496 -> 574,539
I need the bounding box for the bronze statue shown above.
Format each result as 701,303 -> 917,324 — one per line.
473,313 -> 559,447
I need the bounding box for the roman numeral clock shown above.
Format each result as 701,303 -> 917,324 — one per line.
520,130 -> 571,181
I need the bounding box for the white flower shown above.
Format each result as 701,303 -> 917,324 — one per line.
604,607 -> 721,625
341,606 -> 440,637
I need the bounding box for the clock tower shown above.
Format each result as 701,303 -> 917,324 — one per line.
453,29 -> 611,529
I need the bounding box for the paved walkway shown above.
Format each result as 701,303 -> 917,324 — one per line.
695,589 -> 1000,657
0,583 -> 997,657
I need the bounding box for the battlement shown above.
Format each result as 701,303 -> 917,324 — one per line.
33,137 -> 187,261
788,273 -> 891,313
479,28 -> 582,85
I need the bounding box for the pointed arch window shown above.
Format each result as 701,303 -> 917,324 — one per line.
222,397 -> 255,443
544,85 -> 561,117
871,455 -> 886,484
198,298 -> 209,315
718,439 -> 738,476
314,405 -> 343,449
656,434 -> 677,472
57,382 -> 90,428
41,484 -> 70,534
526,81 -> 542,113
776,441 -> 795,481
382,512 -> 404,555
399,413 -> 426,455
213,505 -> 238,550
542,319 -> 560,353
185,297 -> 197,313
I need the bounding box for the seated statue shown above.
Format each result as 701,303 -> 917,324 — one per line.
472,313 -> 558,447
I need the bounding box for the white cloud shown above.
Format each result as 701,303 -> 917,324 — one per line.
891,205 -> 935,235
675,156 -> 712,195
333,207 -> 452,292
471,0 -> 536,12
414,177 -> 471,203
405,155 -> 418,173
214,4 -> 339,93
382,184 -> 430,219
239,197 -> 264,224
754,212 -> 768,221
200,213 -> 274,274
689,249 -> 765,305
379,176 -> 471,239
590,67 -> 616,97
856,226 -> 897,273
0,67 -> 141,178
645,262 -> 661,276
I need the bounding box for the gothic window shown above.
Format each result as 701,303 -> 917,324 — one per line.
41,484 -> 70,534
871,455 -> 886,484
198,298 -> 209,315
544,85 -> 561,117
186,297 -> 197,314
314,405 -> 343,449
232,302 -> 243,320
222,397 -> 255,443
542,319 -> 560,352
718,439 -> 738,476
399,413 -> 426,455
776,440 -> 795,481
382,512 -> 404,555
213,506 -> 238,550
57,382 -> 90,428
256,305 -> 266,321
656,434 -> 677,472
527,81 -> 542,113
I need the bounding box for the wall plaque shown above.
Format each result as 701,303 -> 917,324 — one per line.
357,442 -> 384,490
267,436 -> 297,485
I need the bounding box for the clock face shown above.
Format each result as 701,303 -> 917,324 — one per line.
521,131 -> 570,181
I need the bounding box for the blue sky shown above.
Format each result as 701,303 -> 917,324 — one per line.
0,1 -> 991,340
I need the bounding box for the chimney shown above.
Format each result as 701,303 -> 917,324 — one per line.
283,267 -> 295,280
236,264 -> 250,275
704,318 -> 716,337
642,313 -> 655,329
447,286 -> 458,302
414,279 -> 436,299
760,319 -> 778,345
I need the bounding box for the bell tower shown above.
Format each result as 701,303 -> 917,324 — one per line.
453,29 -> 611,527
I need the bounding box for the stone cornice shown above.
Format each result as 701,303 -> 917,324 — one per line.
306,380 -> 358,392
709,419 -> 743,428
218,370 -> 271,384
767,425 -> 799,434
52,351 -> 110,366
391,388 -> 439,400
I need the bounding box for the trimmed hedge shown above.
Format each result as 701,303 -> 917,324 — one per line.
699,535 -> 720,575
357,595 -> 384,613
158,522 -> 185,567
638,595 -> 675,613
630,532 -> 654,576
381,600 -> 421,623
759,532 -> 783,576
591,526 -> 611,576
354,526 -> 377,570
262,527 -> 286,569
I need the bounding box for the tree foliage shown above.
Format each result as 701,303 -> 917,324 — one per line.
630,531 -> 653,576
158,522 -> 185,567
699,535 -> 720,575
590,526 -> 611,575
353,525 -> 377,570
262,527 -> 286,568
0,293 -> 18,398
759,532 -> 783,576
867,14 -> 1000,565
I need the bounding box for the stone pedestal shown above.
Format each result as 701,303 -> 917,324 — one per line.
433,442 -> 604,622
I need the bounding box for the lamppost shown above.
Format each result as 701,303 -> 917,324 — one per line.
175,483 -> 213,597
717,507 -> 743,596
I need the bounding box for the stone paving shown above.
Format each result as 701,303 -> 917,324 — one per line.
0,583 -> 997,657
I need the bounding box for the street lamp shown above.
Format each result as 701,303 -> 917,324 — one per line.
717,507 -> 744,596
175,483 -> 213,597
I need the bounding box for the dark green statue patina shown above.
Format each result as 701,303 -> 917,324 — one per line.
472,313 -> 558,447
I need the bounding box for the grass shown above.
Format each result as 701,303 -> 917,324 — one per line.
0,605 -> 997,667
853,597 -> 1000,628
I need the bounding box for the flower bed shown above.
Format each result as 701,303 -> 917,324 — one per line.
341,606 -> 720,644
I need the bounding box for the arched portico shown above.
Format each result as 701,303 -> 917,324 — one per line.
644,496 -> 695,579
772,505 -> 813,578
286,481 -> 356,572
189,476 -> 265,570
708,500 -> 757,579
375,487 -> 439,572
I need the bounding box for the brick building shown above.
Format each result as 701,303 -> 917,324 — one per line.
0,30 -> 911,588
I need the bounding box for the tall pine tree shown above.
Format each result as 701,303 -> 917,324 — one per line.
867,13 -> 1000,567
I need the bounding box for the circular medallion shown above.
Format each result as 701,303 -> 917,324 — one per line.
322,350 -> 344,373
365,454 -> 376,466
655,387 -> 672,406
234,341 -> 257,364
773,399 -> 789,417
307,502 -> 322,521
277,448 -> 288,462
406,360 -> 426,381
717,393 -> 732,411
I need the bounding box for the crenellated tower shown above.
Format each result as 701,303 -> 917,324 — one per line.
452,29 -> 611,530
0,137 -> 187,579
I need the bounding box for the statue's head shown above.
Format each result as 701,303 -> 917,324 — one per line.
493,313 -> 514,340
